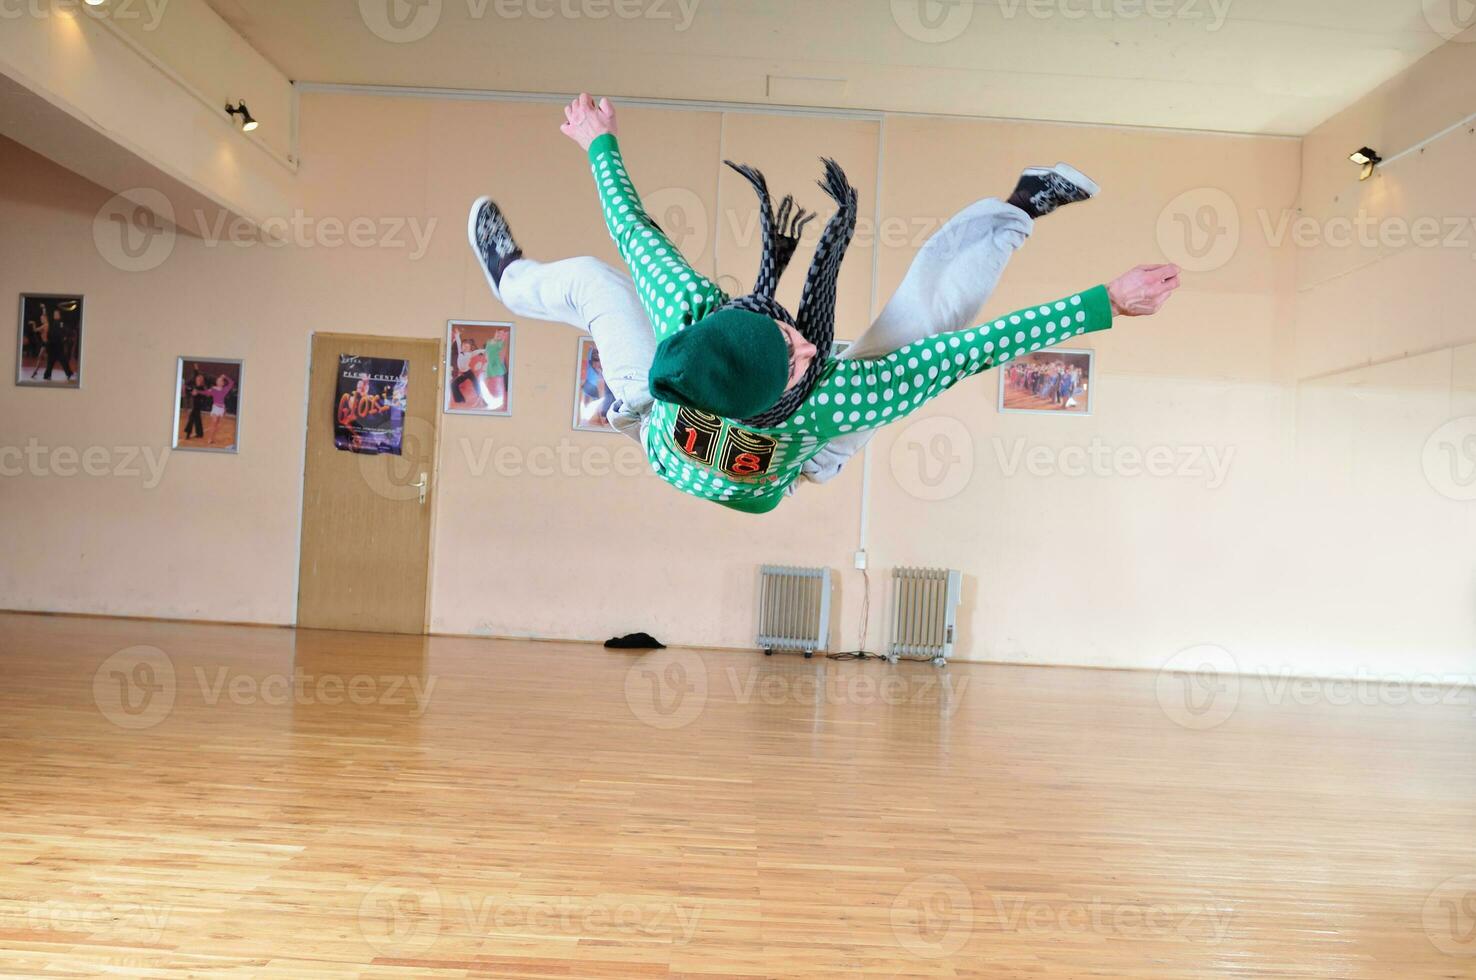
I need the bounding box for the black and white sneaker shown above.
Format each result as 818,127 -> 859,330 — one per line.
467,196 -> 523,297
1008,163 -> 1100,219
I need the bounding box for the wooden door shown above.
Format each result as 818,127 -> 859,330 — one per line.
297,333 -> 441,634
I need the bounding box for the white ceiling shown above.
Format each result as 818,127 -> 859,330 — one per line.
204,0 -> 1466,135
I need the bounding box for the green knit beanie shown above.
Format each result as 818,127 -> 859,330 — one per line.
649,309 -> 789,419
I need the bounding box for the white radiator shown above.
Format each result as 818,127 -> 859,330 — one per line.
887,567 -> 962,666
757,565 -> 832,658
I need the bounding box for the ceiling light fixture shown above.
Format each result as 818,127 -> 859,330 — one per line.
225,100 -> 259,133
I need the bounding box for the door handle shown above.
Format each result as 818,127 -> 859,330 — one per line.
412,472 -> 428,505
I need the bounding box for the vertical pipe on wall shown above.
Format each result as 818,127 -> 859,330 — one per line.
853,114 -> 888,653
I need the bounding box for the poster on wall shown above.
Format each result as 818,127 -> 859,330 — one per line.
173,357 -> 244,453
998,348 -> 1094,416
335,354 -> 409,455
572,337 -> 617,433
16,294 -> 84,388
444,320 -> 513,416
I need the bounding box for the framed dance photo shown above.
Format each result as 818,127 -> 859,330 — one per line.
572,337 -> 619,433
444,320 -> 513,416
173,358 -> 244,453
998,348 -> 1094,416
16,293 -> 84,388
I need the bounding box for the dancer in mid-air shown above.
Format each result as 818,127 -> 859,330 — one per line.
469,94 -> 1180,513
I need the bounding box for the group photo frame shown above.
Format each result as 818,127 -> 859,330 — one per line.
998,348 -> 1095,416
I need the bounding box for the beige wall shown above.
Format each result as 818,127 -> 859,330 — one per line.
865,114 -> 1303,672
1282,41 -> 1476,676
2,80 -> 1468,677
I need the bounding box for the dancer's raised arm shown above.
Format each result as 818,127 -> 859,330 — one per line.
561,93 -> 727,342
789,265 -> 1179,441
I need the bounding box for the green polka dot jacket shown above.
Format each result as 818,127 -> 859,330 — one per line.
588,134 -> 1114,514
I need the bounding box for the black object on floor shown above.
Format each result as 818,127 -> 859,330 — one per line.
604,632 -> 666,650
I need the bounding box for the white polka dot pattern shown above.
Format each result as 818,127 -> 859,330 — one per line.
588,136 -> 1114,512
591,136 -> 727,342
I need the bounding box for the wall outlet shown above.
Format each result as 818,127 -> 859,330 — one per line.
854,550 -> 868,570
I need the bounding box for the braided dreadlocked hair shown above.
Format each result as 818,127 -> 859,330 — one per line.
720,158 -> 859,429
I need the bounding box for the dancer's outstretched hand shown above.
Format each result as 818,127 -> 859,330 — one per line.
560,93 -> 618,151
1107,264 -> 1181,317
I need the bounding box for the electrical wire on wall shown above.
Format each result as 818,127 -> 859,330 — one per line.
830,115 -> 888,666
829,566 -> 951,665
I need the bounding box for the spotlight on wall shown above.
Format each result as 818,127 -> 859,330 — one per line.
225,100 -> 259,133
1349,146 -> 1382,181
84,0 -> 105,5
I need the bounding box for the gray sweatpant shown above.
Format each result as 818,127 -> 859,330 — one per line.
496,197 -> 1033,483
